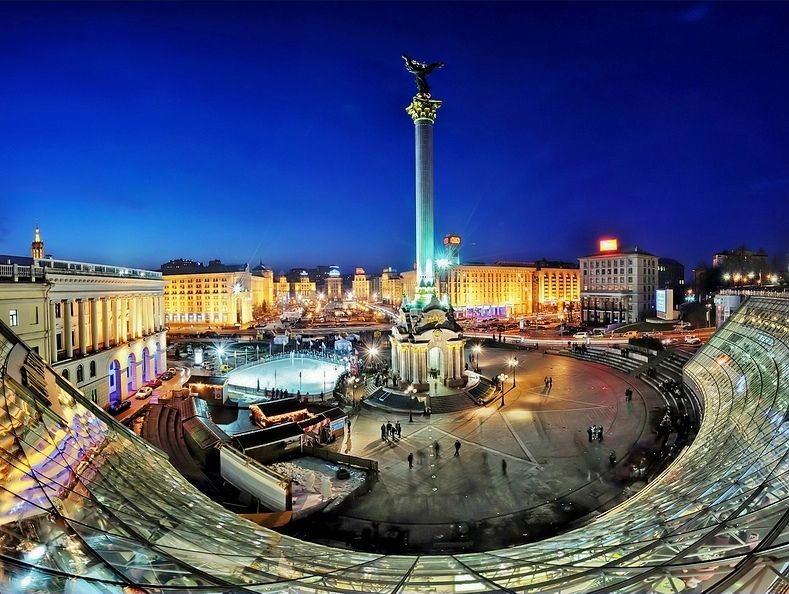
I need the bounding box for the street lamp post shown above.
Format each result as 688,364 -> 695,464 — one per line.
406,384 -> 417,422
472,344 -> 482,372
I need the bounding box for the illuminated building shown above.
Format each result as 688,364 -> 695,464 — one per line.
442,233 -> 461,265
30,225 -> 44,259
579,240 -> 658,324
0,229 -> 165,408
712,247 -> 769,272
293,270 -> 316,300
373,267 -> 403,305
5,282 -> 789,592
162,259 -> 273,326
352,267 -> 370,302
325,266 -> 343,302
404,261 -> 580,317
274,273 -> 290,303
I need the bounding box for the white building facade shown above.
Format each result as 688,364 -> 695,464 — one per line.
579,246 -> 658,325
0,256 -> 165,409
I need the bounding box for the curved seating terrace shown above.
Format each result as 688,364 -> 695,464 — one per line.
2,296 -> 789,592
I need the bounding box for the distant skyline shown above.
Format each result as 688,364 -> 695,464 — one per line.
1,2 -> 788,274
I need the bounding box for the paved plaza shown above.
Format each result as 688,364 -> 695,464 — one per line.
282,347 -> 667,553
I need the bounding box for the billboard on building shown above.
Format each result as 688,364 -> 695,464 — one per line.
656,289 -> 675,320
599,238 -> 618,252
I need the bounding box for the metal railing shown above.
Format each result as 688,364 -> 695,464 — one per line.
0,259 -> 161,281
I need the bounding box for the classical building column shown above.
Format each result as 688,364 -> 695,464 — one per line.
90,298 -> 99,353
407,95 -> 441,305
118,297 -> 127,343
129,295 -> 137,339
64,299 -> 74,358
77,299 -> 87,356
147,295 -> 155,334
389,339 -> 397,376
142,296 -> 149,335
49,300 -> 58,364
103,297 -> 111,349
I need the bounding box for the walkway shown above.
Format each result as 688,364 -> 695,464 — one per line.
280,348 -> 666,553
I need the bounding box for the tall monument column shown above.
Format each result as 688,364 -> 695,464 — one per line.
407,96 -> 442,304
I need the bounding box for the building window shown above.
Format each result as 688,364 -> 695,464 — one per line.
8,309 -> 19,327
76,365 -> 84,383
90,389 -> 97,403
90,361 -> 96,378
62,369 -> 69,380
55,303 -> 61,318
56,333 -> 63,350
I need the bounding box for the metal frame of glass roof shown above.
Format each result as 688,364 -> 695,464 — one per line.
2,296 -> 789,593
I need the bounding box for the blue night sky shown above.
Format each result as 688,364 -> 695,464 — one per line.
1,1 -> 788,275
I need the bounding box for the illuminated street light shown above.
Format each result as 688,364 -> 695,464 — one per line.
405,384 -> 417,422
509,357 -> 519,388
472,344 -> 482,371
435,258 -> 451,296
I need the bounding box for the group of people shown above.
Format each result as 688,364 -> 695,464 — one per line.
625,388 -> 634,401
381,420 -> 402,442
587,424 -> 604,442
543,376 -> 554,389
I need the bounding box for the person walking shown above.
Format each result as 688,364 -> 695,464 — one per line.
587,426 -> 593,442
502,459 -> 508,475
395,420 -> 402,439
454,440 -> 461,456
433,441 -> 440,457
407,452 -> 414,469
381,423 -> 387,442
548,377 -> 553,388
386,421 -> 393,439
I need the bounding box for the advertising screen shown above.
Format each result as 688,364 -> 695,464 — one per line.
599,238 -> 618,252
656,290 -> 667,314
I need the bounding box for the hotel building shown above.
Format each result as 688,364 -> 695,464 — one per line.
579,240 -> 658,325
401,261 -> 579,317
162,259 -> 273,326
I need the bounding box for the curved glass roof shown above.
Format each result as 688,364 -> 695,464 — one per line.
2,296 -> 789,593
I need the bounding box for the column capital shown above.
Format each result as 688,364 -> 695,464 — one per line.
406,96 -> 442,123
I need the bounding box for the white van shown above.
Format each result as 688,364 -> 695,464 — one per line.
573,332 -> 589,339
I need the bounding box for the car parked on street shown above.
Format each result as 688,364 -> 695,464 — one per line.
145,378 -> 162,388
135,386 -> 153,399
684,335 -> 702,345
108,400 -> 131,415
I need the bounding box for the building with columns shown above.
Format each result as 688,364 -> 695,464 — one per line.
161,259 -> 273,326
1,236 -> 166,409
